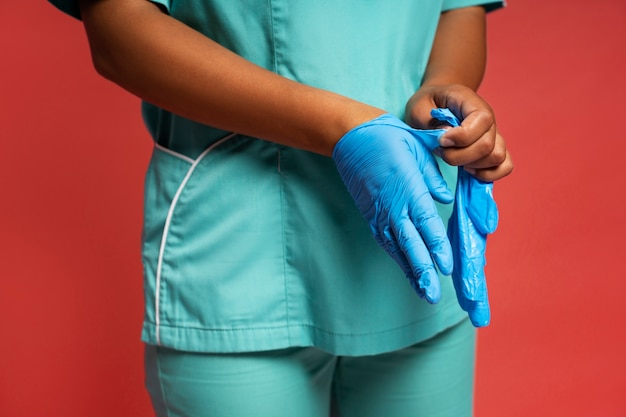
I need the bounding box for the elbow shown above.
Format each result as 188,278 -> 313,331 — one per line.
79,1 -> 118,81
79,0 -> 166,90
87,42 -> 119,82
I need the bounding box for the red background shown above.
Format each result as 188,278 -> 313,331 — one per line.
2,1 -> 625,416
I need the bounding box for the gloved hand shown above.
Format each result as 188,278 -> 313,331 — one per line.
430,108 -> 499,327
333,114 -> 454,303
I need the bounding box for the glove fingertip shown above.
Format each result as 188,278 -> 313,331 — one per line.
437,251 -> 454,276
426,288 -> 441,304
468,302 -> 491,327
434,186 -> 454,204
420,270 -> 441,304
469,311 -> 491,327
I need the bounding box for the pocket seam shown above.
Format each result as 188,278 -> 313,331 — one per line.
154,132 -> 237,345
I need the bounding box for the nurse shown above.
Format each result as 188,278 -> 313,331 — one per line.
49,1 -> 513,416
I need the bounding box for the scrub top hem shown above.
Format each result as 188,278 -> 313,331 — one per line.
141,302 -> 467,357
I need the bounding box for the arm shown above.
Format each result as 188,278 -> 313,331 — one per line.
405,6 -> 513,182
77,0 -> 384,156
406,7 -> 510,326
78,0 -> 455,302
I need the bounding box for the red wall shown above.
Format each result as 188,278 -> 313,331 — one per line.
474,2 -> 626,415
2,1 -> 625,416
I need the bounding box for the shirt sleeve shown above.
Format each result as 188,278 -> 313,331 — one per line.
47,0 -> 171,20
442,0 -> 505,13
48,0 -> 81,19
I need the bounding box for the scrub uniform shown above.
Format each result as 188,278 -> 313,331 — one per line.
49,0 -> 503,415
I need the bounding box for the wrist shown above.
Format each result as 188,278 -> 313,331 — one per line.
421,77 -> 481,92
322,99 -> 385,157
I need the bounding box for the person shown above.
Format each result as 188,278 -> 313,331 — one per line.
49,0 -> 513,416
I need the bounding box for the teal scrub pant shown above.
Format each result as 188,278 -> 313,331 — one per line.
145,319 -> 476,417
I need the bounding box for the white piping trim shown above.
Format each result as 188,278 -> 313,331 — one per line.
154,133 -> 237,345
154,142 -> 195,165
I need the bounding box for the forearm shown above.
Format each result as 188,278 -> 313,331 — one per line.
405,6 -> 489,128
78,0 -> 383,156
422,6 -> 487,90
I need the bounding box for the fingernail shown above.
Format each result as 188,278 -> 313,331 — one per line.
439,137 -> 454,147
464,167 -> 477,176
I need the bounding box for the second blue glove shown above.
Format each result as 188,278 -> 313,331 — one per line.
431,108 -> 499,327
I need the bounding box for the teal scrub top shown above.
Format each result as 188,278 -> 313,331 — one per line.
50,0 -> 503,356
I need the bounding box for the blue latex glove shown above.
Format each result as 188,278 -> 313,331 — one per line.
333,114 -> 454,303
430,108 -> 499,327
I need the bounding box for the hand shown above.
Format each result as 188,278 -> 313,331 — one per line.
333,114 -> 454,303
419,108 -> 496,327
429,108 -> 497,326
405,84 -> 513,182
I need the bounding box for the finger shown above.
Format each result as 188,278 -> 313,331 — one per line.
438,123 -> 497,167
461,130 -> 507,170
448,178 -> 491,323
411,269 -> 441,305
467,295 -> 491,327
455,197 -> 490,312
439,108 -> 494,148
392,217 -> 442,303
418,153 -> 454,204
377,223 -> 428,300
409,193 -> 453,276
465,149 -> 514,182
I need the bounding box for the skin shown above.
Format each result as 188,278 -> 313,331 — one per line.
77,0 -> 382,156
78,0 -> 512,180
406,6 -> 513,182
